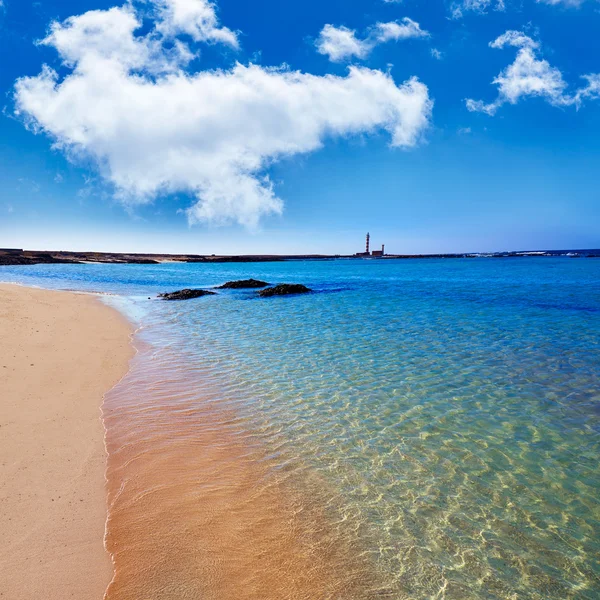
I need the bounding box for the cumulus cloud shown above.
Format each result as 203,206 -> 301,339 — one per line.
315,25 -> 369,62
15,2 -> 432,228
40,6 -> 192,74
466,30 -> 599,115
151,0 -> 238,47
316,18 -> 429,62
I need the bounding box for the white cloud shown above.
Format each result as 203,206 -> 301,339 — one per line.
451,0 -> 505,19
536,0 -> 589,6
466,30 -> 600,115
452,0 -> 596,13
15,2 -> 432,228
490,30 -> 539,50
373,18 -> 429,43
431,48 -> 443,60
316,18 -> 429,63
573,73 -> 600,105
152,0 -> 239,48
41,6 -> 194,74
452,0 -> 596,14
315,25 -> 370,62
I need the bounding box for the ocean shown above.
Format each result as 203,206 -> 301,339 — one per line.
2,257 -> 599,599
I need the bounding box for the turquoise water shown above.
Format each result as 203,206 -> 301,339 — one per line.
3,258 -> 600,598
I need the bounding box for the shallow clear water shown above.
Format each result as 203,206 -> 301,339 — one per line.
3,258 -> 600,599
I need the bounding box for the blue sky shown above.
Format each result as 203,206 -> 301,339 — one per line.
1,0 -> 599,254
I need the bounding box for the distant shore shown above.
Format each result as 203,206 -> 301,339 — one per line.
1,247 -> 599,266
0,284 -> 133,599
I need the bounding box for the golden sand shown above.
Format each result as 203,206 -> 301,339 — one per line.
0,284 -> 133,600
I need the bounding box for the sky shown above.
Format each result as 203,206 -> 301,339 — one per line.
0,0 -> 599,255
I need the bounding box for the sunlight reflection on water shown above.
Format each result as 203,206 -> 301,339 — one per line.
3,258 -> 600,598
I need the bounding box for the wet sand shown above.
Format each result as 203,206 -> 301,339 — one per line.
103,345 -> 391,600
0,284 -> 133,600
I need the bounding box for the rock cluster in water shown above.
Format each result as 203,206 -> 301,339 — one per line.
217,279 -> 270,289
258,284 -> 312,297
158,289 -> 217,301
159,282 -> 312,300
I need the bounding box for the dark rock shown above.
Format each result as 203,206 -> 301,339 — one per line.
258,284 -> 312,297
158,289 -> 217,301
0,251 -> 80,266
128,259 -> 160,264
217,279 -> 270,289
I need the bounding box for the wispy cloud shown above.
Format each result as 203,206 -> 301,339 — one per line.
466,30 -> 600,115
573,74 -> 600,104
316,18 -> 430,63
536,0 -> 591,6
450,0 -> 505,19
452,0 -> 594,16
15,0 -> 432,228
16,177 -> 41,194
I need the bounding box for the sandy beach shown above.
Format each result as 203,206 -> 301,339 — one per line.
0,284 -> 132,600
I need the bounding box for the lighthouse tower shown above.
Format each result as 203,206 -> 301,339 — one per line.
366,232 -> 370,255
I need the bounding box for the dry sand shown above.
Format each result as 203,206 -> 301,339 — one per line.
0,284 -> 133,600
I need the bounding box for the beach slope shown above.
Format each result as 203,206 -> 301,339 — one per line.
0,284 -> 132,600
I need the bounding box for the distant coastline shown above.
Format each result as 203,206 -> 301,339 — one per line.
1,247 -> 599,266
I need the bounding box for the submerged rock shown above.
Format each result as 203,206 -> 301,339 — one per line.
158,289 -> 217,301
258,284 -> 312,297
217,279 -> 270,289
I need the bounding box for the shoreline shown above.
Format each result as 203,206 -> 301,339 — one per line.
102,334 -> 389,599
0,281 -> 387,599
0,284 -> 133,600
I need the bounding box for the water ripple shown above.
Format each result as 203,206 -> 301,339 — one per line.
3,258 -> 600,598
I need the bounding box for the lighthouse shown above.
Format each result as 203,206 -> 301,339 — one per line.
356,233 -> 385,257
